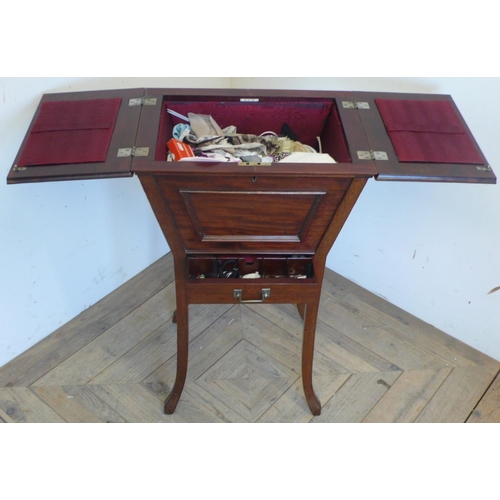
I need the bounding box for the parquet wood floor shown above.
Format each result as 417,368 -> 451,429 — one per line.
1,252 -> 499,423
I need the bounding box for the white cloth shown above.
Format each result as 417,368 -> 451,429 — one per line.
278,152 -> 336,163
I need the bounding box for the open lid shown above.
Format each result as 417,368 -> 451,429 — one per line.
7,88 -> 146,184
350,91 -> 496,184
7,88 -> 496,185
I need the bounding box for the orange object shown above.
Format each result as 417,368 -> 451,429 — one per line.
167,138 -> 195,161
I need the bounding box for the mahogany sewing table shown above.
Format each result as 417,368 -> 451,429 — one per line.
7,88 -> 496,415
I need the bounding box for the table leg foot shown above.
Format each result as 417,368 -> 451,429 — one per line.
164,390 -> 182,414
304,386 -> 322,416
164,359 -> 187,414
164,302 -> 188,414
302,301 -> 322,416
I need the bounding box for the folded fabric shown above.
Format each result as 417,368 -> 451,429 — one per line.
186,132 -> 280,159
275,136 -> 316,154
165,100 -> 333,147
180,154 -> 240,163
279,152 -> 336,163
172,123 -> 191,141
196,150 -> 240,162
227,134 -> 279,156
188,112 -> 224,138
183,125 -> 237,148
169,112 -> 335,164
195,141 -> 271,158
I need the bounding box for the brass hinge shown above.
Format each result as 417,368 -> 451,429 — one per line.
12,164 -> 27,172
357,150 -> 389,161
128,97 -> 158,107
117,146 -> 150,158
476,165 -> 492,171
342,101 -> 370,109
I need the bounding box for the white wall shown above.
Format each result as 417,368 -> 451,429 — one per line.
0,77 -> 229,366
234,78 -> 500,359
1,77 -> 499,367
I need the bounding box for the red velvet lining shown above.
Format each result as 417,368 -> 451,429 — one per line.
375,99 -> 483,164
156,100 -> 334,161
18,98 -> 122,167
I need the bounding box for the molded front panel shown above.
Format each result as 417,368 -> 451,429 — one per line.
180,189 -> 325,243
154,174 -> 352,254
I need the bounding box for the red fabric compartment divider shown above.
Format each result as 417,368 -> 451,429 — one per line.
18,98 -> 122,167
375,99 -> 483,165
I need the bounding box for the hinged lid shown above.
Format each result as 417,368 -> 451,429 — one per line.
7,87 -> 495,186
7,88 -> 145,184
351,91 -> 496,184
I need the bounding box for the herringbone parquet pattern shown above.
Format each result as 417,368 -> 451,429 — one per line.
1,253 -> 499,423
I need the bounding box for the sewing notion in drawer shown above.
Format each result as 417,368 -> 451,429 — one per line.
187,255 -> 315,281
185,255 -> 318,305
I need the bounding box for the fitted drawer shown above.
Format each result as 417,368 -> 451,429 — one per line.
186,279 -> 319,305
186,254 -> 317,304
187,255 -> 314,280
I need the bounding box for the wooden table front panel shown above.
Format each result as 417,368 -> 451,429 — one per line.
153,174 -> 353,254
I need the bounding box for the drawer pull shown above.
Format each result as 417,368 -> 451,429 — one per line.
233,288 -> 271,303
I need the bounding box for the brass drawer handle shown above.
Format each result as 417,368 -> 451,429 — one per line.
233,288 -> 271,303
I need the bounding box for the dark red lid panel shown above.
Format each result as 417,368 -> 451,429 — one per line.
7,88 -> 144,184
17,98 -> 122,167
375,99 -> 484,165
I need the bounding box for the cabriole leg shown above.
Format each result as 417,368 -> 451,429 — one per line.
302,300 -> 321,416
164,299 -> 188,414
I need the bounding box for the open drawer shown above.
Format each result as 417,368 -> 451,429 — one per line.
187,255 -> 315,281
185,274 -> 320,305
185,254 -> 318,305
